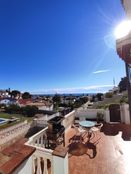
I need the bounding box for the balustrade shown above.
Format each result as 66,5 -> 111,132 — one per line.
32,147 -> 53,174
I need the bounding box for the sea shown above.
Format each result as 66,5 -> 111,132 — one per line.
32,93 -> 96,97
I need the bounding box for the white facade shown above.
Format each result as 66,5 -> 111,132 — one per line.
53,154 -> 68,174
75,108 -> 105,120
38,104 -> 53,111
75,106 -> 130,124
122,0 -> 131,18
13,156 -> 33,174
0,99 -> 16,105
120,104 -> 130,124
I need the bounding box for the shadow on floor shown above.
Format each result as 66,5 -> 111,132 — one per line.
101,123 -> 131,141
68,141 -> 97,159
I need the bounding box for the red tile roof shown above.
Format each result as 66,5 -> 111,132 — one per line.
0,138 -> 35,174
17,99 -> 32,105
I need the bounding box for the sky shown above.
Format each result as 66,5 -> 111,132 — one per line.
0,0 -> 127,94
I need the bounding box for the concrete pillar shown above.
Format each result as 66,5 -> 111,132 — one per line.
122,104 -> 130,124
104,109 -> 110,123
120,104 -> 125,123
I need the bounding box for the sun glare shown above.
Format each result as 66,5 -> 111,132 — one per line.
114,20 -> 131,39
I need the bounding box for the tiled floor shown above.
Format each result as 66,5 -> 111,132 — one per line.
65,124 -> 131,174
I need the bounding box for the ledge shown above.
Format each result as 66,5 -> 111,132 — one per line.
53,146 -> 68,158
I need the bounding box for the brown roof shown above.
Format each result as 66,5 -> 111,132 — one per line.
0,138 -> 35,174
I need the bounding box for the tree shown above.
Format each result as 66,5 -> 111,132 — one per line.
96,93 -> 103,101
21,106 -> 38,117
10,90 -> 21,98
52,94 -> 61,104
52,94 -> 61,110
90,95 -> 96,102
5,104 -> 21,114
120,93 -> 128,103
22,92 -> 31,99
118,77 -> 128,92
105,92 -> 113,98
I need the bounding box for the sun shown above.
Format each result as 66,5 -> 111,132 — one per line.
114,20 -> 131,39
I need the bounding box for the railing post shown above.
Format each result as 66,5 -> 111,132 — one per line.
52,146 -> 68,174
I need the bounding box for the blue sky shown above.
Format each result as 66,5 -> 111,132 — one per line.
0,0 -> 126,94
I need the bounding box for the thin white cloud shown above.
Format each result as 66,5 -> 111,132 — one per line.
93,69 -> 110,74
31,84 -> 113,94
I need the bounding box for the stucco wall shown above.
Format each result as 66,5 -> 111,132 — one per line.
62,111 -> 75,129
53,154 -> 68,174
120,104 -> 130,124
123,0 -> 131,19
13,155 -> 33,174
75,109 -> 105,120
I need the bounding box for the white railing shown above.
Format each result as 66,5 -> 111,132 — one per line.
26,127 -> 54,174
27,127 -> 48,147
33,113 -> 59,128
24,110 -> 75,174
26,126 -> 54,174
32,147 -> 53,174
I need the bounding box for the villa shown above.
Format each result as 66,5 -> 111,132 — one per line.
0,0 -> 131,174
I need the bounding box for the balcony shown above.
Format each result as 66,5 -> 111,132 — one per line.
0,109 -> 131,174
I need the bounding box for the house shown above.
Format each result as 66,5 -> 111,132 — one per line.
28,100 -> 54,111
0,90 -> 10,98
17,99 -> 32,107
0,98 -> 17,106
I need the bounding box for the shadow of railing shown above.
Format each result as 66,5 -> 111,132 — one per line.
85,141 -> 97,159
68,141 -> 97,159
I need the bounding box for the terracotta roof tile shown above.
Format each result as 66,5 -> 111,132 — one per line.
0,139 -> 35,174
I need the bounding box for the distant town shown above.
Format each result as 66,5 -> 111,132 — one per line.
0,76 -> 128,120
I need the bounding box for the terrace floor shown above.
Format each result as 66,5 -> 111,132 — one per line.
65,123 -> 131,174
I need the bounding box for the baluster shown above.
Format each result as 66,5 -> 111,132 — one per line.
38,137 -> 41,146
41,135 -> 44,147
36,138 -> 39,146
40,157 -> 44,174
32,139 -> 36,146
43,158 -> 48,174
32,156 -> 37,174
36,157 -> 42,174
50,160 -> 53,174
35,139 -> 38,146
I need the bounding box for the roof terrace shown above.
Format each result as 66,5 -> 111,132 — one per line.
0,110 -> 131,174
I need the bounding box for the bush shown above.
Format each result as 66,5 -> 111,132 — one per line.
96,112 -> 104,122
21,106 -> 38,117
120,95 -> 128,104
105,92 -> 113,98
5,104 -> 21,114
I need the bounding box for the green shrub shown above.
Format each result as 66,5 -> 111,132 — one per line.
120,95 -> 128,104
96,112 -> 104,122
21,106 -> 38,117
105,92 -> 113,98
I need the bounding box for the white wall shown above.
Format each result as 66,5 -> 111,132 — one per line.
62,111 -> 75,129
104,109 -> 110,123
53,154 -> 68,174
120,104 -> 130,124
38,104 -> 53,111
75,109 -> 105,120
13,155 -> 33,174
123,0 -> 131,18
